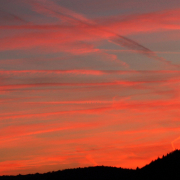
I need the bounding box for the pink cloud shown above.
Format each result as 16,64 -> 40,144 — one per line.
1,69 -> 180,76
1,0 -> 180,176
0,81 -> 143,91
96,8 -> 180,34
0,0 -> 168,64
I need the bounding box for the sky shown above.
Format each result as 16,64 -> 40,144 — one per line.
0,0 -> 180,175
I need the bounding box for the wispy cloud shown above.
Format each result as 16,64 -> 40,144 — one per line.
0,9 -> 27,23
26,0 -> 168,64
1,69 -> 180,75
109,35 -> 180,68
1,0 -> 180,175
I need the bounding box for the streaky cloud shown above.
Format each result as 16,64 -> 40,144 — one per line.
109,34 -> 180,68
1,69 -> 180,75
29,0 -> 170,64
0,81 -> 142,90
0,8 -> 27,23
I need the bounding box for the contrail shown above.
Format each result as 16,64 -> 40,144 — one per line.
29,0 -> 176,66
109,34 -> 177,66
0,8 -> 27,23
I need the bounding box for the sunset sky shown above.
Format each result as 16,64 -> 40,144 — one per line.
1,0 -> 180,175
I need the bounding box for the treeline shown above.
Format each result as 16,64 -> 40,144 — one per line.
1,150 -> 180,180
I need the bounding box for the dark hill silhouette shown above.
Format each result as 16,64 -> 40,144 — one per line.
140,149 -> 180,179
1,149 -> 180,180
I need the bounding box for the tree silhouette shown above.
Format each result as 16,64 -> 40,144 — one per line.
1,150 -> 180,180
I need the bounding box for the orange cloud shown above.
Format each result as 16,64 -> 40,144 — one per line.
1,0 -> 180,176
